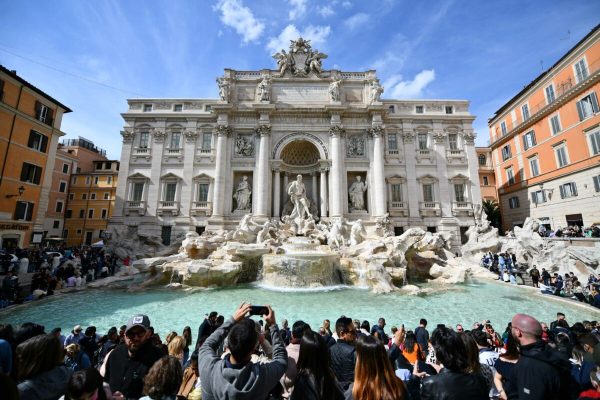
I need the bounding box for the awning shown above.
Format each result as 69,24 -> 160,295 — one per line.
91,240 -> 104,248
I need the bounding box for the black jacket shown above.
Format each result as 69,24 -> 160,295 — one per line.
509,340 -> 577,400
196,318 -> 213,350
329,340 -> 356,391
420,368 -> 488,400
104,341 -> 164,398
290,371 -> 344,400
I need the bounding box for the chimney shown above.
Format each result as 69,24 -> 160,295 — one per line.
10,70 -> 17,74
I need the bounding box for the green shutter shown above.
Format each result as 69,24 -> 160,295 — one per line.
577,101 -> 584,121
40,134 -> 48,153
33,165 -> 42,184
591,92 -> 599,113
26,202 -> 34,221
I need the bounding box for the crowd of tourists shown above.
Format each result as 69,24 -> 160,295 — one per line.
537,224 -> 600,238
1,307 -> 600,400
0,246 -> 121,308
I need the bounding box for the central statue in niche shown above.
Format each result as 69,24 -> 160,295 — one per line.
287,174 -> 312,219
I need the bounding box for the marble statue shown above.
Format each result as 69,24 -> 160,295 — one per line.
375,213 -> 394,237
327,219 -> 346,248
329,78 -> 342,102
306,49 -> 328,74
256,222 -> 276,245
272,49 -> 294,76
350,219 -> 366,246
257,76 -> 272,102
369,79 -> 384,103
231,214 -> 260,243
287,174 -> 312,219
348,176 -> 368,211
235,135 -> 254,157
216,77 -> 229,102
234,176 -> 252,211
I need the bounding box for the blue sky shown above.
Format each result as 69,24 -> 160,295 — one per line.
0,0 -> 598,159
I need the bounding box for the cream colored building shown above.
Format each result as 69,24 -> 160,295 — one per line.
110,39 -> 481,252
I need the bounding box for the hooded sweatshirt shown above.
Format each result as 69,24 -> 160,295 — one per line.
199,317 -> 287,400
18,365 -> 72,400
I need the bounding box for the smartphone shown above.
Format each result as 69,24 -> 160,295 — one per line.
249,305 -> 269,316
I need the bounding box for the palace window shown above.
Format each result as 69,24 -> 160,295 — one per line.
131,182 -> 144,202
104,192 -> 110,200
509,197 -> 520,209
588,129 -> 600,156
90,193 -> 96,200
577,92 -> 599,121
173,104 -> 183,112
143,104 -> 152,112
423,183 -> 434,202
454,183 -> 465,202
415,105 -> 424,114
550,114 -> 561,135
559,182 -> 578,199
28,130 -> 48,153
521,104 -> 530,121
545,84 -> 555,104
20,162 -> 42,184
101,209 -> 108,219
14,201 -> 34,221
529,157 -> 540,177
53,220 -> 60,229
88,209 -> 94,219
531,190 -> 547,204
35,101 -> 53,126
554,143 -> 569,168
387,134 -> 398,150
501,145 -> 512,161
500,121 -> 507,136
139,131 -> 150,148
506,167 -> 515,185
417,133 -> 428,150
202,132 -> 212,150
483,176 -> 489,186
62,163 -> 69,174
197,183 -> 209,202
448,134 -> 458,150
163,182 -> 177,202
478,154 -> 486,166
55,201 -> 63,213
391,184 -> 403,202
593,175 -> 600,192
170,131 -> 181,149
574,58 -> 589,83
59,181 -> 67,193
523,130 -> 536,150
445,106 -> 453,114
79,209 -> 85,218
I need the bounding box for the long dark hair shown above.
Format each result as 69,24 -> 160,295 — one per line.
430,327 -> 468,372
16,334 -> 63,380
296,330 -> 340,399
459,332 -> 481,374
403,331 -> 417,353
353,335 -> 407,400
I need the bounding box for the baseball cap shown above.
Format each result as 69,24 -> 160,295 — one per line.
125,314 -> 151,333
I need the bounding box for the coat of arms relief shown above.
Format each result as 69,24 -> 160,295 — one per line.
272,37 -> 328,77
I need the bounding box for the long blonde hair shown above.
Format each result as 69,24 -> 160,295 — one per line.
168,336 -> 186,359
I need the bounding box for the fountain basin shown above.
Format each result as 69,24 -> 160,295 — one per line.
262,252 -> 344,288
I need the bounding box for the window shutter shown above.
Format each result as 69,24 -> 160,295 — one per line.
577,101 -> 584,121
542,190 -> 547,202
14,202 -> 25,220
594,176 -> 600,192
532,132 -> 536,146
591,92 -> 599,113
28,131 -> 35,148
40,134 -> 48,153
20,163 -> 29,181
572,183 -> 578,196
46,108 -> 54,125
33,165 -> 42,184
523,135 -> 528,150
559,185 -> 565,199
34,101 -> 41,119
26,202 -> 33,221
531,193 -> 537,204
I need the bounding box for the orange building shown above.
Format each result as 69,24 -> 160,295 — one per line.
43,146 -> 78,240
64,160 -> 119,246
0,66 -> 71,248
476,147 -> 498,202
489,25 -> 600,233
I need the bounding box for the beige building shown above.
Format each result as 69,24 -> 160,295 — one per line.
476,147 -> 498,202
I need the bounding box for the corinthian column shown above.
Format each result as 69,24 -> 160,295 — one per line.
320,166 -> 328,217
255,124 -> 271,217
211,125 -> 231,217
329,125 -> 344,217
371,125 -> 387,216
273,167 -> 281,217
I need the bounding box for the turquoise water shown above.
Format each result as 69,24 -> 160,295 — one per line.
1,281 -> 599,338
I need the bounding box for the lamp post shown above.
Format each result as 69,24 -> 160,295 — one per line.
5,186 -> 25,198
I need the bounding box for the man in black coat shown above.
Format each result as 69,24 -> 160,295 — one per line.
195,311 -> 218,350
329,317 -> 356,391
104,314 -> 164,399
510,313 -> 578,400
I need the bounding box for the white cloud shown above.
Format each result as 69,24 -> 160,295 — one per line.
341,1 -> 352,9
317,5 -> 334,17
386,70 -> 436,98
344,13 -> 369,30
288,0 -> 307,20
214,0 -> 265,43
266,24 -> 331,53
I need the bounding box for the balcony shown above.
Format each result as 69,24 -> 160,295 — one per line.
452,201 -> 474,216
416,149 -> 434,164
195,148 -> 215,163
165,148 -> 181,155
388,201 -> 408,217
446,149 -> 466,163
135,147 -> 150,154
125,200 -> 146,216
157,200 -> 180,216
191,201 -> 212,216
419,201 -> 441,217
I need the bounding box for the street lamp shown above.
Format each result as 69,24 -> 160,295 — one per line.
5,185 -> 25,198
